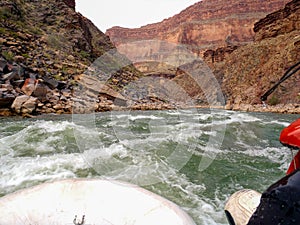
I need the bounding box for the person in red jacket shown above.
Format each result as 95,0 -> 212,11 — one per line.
247,118 -> 300,225
226,61 -> 300,225
281,118 -> 300,175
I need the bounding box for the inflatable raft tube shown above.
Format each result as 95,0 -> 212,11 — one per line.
224,189 -> 261,225
0,179 -> 196,225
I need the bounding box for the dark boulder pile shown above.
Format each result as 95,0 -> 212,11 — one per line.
0,57 -> 72,116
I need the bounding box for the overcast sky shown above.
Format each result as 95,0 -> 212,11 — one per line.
76,0 -> 200,32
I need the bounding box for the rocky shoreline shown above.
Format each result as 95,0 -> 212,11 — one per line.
225,103 -> 300,114
1,53 -> 299,117
0,57 -> 73,117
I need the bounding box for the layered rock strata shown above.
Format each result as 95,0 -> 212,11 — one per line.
106,0 -> 290,55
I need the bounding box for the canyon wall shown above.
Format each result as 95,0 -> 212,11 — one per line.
108,0 -> 299,113
106,0 -> 290,55
218,0 -> 300,111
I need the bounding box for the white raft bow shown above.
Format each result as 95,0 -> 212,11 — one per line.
0,179 -> 196,225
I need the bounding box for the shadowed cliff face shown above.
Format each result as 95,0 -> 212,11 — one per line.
106,0 -> 290,55
0,0 -> 114,79
63,0 -> 76,10
254,0 -> 300,41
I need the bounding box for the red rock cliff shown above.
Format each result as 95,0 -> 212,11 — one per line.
220,0 -> 300,110
106,0 -> 290,55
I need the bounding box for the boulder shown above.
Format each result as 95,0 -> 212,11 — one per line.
21,78 -> 37,96
11,95 -> 29,113
43,76 -> 59,89
0,108 -> 13,116
76,74 -> 127,106
13,55 -> 25,62
33,82 -> 49,101
22,97 -> 38,114
1,72 -> 17,81
11,64 -> 24,78
11,95 -> 37,114
0,58 -> 7,73
0,38 -> 6,45
42,76 -> 66,90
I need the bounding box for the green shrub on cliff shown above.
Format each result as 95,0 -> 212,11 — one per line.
2,51 -> 14,62
268,95 -> 280,106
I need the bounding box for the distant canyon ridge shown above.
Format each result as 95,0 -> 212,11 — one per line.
106,0 -> 290,55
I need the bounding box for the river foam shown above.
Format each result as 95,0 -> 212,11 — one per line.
0,109 -> 298,224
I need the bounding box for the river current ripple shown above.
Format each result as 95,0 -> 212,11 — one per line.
0,109 -> 298,224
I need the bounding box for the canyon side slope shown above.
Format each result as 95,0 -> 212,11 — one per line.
0,0 -> 142,116
218,0 -> 300,112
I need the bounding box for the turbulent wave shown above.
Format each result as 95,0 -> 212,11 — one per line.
0,110 -> 298,224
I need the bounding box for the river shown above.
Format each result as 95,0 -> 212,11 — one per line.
0,109 -> 298,224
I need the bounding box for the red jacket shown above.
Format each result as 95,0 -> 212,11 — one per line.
280,118 -> 300,175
